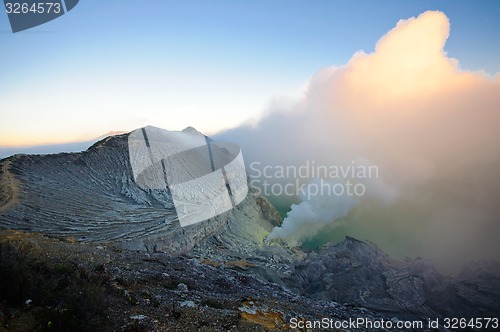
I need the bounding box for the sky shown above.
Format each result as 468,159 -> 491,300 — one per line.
0,0 -> 500,148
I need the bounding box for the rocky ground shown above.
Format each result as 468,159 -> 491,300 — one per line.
1,229 -> 498,331
0,230 -> 398,332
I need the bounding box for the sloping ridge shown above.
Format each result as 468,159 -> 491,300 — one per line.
287,237 -> 500,318
0,127 -> 277,253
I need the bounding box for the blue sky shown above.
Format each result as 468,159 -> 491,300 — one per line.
0,0 -> 499,147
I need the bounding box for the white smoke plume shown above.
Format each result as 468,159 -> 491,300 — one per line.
217,11 -> 500,270
265,179 -> 361,246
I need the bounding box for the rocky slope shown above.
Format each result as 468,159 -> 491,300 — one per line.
287,237 -> 500,319
0,128 -> 277,255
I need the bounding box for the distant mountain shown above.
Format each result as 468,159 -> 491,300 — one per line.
0,131 -> 128,160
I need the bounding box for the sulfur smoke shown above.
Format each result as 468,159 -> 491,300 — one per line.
217,11 -> 500,270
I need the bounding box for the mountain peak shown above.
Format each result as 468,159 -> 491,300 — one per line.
182,126 -> 203,135
137,125 -> 204,136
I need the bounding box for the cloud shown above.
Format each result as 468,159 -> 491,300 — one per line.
217,11 -> 500,271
